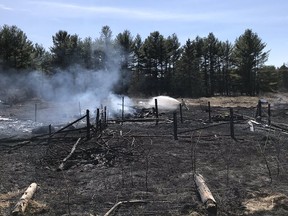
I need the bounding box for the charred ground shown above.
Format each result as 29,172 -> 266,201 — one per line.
1,95 -> 288,216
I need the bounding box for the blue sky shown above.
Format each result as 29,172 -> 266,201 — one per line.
1,0 -> 287,67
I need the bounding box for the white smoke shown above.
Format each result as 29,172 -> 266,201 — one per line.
36,66 -> 134,118
139,95 -> 181,112
0,56 -> 134,122
38,66 -> 119,102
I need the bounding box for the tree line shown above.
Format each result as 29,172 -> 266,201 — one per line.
1,24 -> 288,98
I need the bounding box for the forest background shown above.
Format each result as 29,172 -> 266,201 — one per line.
1,24 -> 287,103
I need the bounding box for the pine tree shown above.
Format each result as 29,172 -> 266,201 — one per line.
233,29 -> 269,95
0,25 -> 34,70
114,30 -> 134,94
50,30 -> 79,69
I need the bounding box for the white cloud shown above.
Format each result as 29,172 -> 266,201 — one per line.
26,0 -> 284,26
26,1 -> 228,22
0,4 -> 13,11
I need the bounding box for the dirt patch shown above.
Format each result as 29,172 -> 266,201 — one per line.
1,95 -> 288,215
243,193 -> 288,214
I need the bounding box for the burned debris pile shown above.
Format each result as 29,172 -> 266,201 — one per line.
42,128 -> 141,171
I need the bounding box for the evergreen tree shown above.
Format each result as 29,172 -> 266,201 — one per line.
202,33 -> 221,96
114,30 -> 134,94
0,25 -> 34,70
278,64 -> 288,90
0,24 -> 280,97
78,37 -> 93,69
219,41 -> 234,95
233,29 -> 269,95
50,30 -> 79,69
32,43 -> 52,73
258,65 -> 278,92
164,33 -> 181,94
141,31 -> 167,95
129,34 -> 145,95
93,25 -> 116,71
175,37 -> 203,97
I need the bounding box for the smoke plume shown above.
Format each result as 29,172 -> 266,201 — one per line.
0,50 -> 134,122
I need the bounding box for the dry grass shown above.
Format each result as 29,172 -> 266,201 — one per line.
243,193 -> 288,214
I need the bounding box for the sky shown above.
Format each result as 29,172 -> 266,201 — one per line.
0,0 -> 288,67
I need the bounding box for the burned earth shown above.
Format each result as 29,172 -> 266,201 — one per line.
1,95 -> 288,216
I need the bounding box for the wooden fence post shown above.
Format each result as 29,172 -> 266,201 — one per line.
48,124 -> 52,144
122,96 -> 124,122
104,106 -> 107,127
99,119 -> 102,135
268,103 -> 271,125
49,124 -> 52,135
96,108 -> 100,132
79,101 -> 81,117
86,109 -> 90,139
208,101 -> 211,123
101,104 -> 104,120
180,103 -> 183,123
230,108 -> 234,139
173,112 -> 178,140
155,99 -> 159,125
259,100 -> 262,117
35,103 -> 37,122
256,100 -> 262,118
